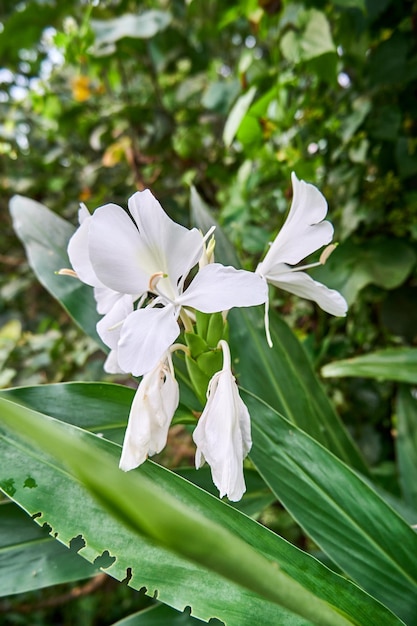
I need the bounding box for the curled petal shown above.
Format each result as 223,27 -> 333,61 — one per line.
177,263 -> 268,312
118,305 -> 180,377
96,294 -> 134,350
67,210 -> 101,287
89,203 -> 149,295
268,268 -> 348,316
258,172 -> 334,271
193,369 -> 252,502
119,357 -> 180,471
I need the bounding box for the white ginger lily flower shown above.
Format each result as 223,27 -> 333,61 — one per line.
256,172 -> 347,346
119,351 -> 179,471
193,340 -> 252,502
87,190 -> 268,377
67,203 -> 133,373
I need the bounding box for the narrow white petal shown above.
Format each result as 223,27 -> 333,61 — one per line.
269,269 -> 348,316
128,190 -> 204,293
118,305 -> 180,377
259,173 -> 334,270
89,203 -> 149,295
96,294 -> 134,350
177,264 -> 268,312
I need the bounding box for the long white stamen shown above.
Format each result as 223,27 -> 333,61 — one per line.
264,298 -> 273,348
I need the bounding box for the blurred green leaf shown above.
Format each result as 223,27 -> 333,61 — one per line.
321,348 -> 417,383
281,10 -> 336,63
9,195 -> 103,348
91,10 -> 172,46
223,87 -> 257,148
396,385 -> 417,510
0,500 -> 99,596
0,397 -> 401,626
312,238 -> 416,305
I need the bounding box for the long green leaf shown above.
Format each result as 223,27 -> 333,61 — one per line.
9,195 -> 102,347
321,348 -> 417,384
242,389 -> 417,624
0,501 -> 98,596
0,397 -> 401,626
396,385 -> 417,511
191,189 -> 368,474
111,603 -> 209,625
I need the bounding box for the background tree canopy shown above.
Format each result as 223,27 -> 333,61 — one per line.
0,0 -> 416,624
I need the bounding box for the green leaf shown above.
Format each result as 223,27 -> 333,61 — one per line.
321,348 -> 417,384
111,603 -> 209,625
91,11 -> 172,51
190,190 -> 368,474
312,238 -> 416,305
242,389 -> 417,624
0,382 -> 134,445
0,500 -> 99,596
396,386 -> 417,510
281,10 -> 336,64
332,0 -> 365,9
9,195 -> 103,348
223,87 -> 257,148
0,398 -> 401,626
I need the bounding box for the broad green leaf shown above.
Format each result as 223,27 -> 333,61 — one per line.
112,603 -> 209,625
0,500 -> 98,596
9,195 -> 103,347
242,390 -> 417,624
321,348 -> 417,384
0,398 -> 401,626
396,386 -> 417,510
223,86 -> 257,148
312,238 -> 416,306
191,189 -> 368,475
1,382 -> 134,445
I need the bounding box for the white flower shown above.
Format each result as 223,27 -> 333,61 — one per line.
87,190 -> 268,377
256,172 -> 347,345
193,340 -> 252,502
119,351 -> 179,471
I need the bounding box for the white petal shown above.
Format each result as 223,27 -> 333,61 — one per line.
269,268 -> 348,316
128,190 -> 204,296
68,213 -> 102,287
259,173 -> 334,270
96,294 -> 134,350
193,370 -> 252,501
119,361 -> 180,471
177,263 -> 268,312
89,203 -> 149,295
117,305 -> 180,376
94,285 -> 126,315
103,349 -> 126,374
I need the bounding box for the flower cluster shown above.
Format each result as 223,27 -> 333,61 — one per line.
65,173 -> 347,501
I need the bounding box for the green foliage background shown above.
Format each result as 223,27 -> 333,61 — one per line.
0,0 -> 416,624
